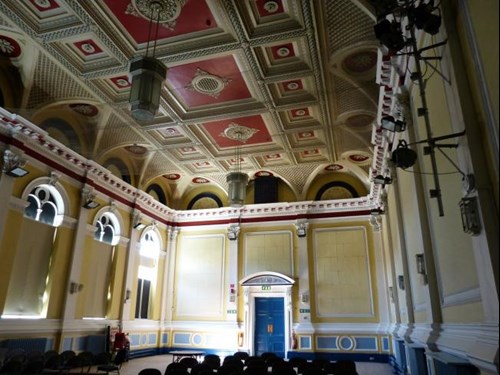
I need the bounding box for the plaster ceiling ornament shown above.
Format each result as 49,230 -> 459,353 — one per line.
285,81 -> 300,90
192,177 -> 209,184
293,109 -> 308,117
111,76 -> 131,88
263,1 -> 280,14
186,68 -> 232,98
125,144 -> 148,155
276,46 -> 291,57
163,173 -> 181,180
346,152 -> 371,166
255,171 -> 273,177
69,104 -> 98,117
342,50 -> 378,75
126,0 -> 187,30
221,123 -> 259,143
325,164 -> 344,171
0,35 -> 21,58
31,0 -> 59,11
34,0 -> 52,8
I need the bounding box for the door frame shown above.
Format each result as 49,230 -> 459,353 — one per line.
240,272 -> 295,357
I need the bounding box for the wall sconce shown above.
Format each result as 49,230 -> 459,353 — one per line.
397,275 -> 405,290
381,116 -> 406,132
370,208 -> 384,215
133,222 -> 146,230
228,225 -> 239,241
82,189 -> 100,209
2,150 -> 29,177
69,281 -> 83,294
459,197 -> 481,236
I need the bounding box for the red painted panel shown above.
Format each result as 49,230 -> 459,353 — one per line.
167,55 -> 251,107
202,115 -> 273,148
29,0 -> 60,12
103,0 -> 217,44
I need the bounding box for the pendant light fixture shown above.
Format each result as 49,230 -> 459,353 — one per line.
227,127 -> 249,207
129,1 -> 167,121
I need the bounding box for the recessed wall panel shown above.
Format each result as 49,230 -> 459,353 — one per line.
313,227 -> 373,317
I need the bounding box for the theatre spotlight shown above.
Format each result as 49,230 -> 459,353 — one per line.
374,19 -> 406,53
373,175 -> 393,185
381,116 -> 406,132
391,139 -> 417,169
2,150 -> 29,177
409,2 -> 442,35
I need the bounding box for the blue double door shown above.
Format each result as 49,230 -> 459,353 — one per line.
254,297 -> 285,358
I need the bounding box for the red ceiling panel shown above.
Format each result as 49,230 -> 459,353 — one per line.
166,55 -> 252,107
202,115 -> 273,149
102,0 -> 217,44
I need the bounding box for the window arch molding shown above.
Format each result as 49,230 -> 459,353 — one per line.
92,207 -> 124,246
21,177 -> 69,226
138,225 -> 164,252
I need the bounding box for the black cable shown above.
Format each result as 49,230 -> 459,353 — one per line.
402,169 -> 461,176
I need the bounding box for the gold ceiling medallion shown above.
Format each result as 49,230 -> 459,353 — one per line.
187,68 -> 232,98
126,0 -> 187,30
221,123 -> 258,143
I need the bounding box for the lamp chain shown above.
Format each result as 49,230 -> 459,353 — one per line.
145,1 -> 162,58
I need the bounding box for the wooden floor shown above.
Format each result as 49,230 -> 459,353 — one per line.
117,354 -> 394,375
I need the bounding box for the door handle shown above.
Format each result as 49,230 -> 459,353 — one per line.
267,324 -> 273,334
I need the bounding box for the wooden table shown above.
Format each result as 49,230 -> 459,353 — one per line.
169,350 -> 205,363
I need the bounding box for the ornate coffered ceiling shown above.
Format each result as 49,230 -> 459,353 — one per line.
0,0 -> 380,199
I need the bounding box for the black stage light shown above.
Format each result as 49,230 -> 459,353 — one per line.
391,139 -> 417,169
410,3 -> 442,35
381,116 -> 406,132
374,19 -> 406,53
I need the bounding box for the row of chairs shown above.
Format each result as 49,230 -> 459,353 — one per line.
0,348 -> 127,374
163,352 -> 357,375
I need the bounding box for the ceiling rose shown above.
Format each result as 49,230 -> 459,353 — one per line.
187,68 -> 231,98
128,0 -> 187,28
221,123 -> 259,143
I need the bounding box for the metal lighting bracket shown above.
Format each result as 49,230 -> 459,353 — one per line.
410,130 -> 474,215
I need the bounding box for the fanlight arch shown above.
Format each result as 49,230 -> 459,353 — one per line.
24,183 -> 65,227
94,211 -> 121,246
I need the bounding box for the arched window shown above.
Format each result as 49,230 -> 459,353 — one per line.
135,230 -> 161,319
24,184 -> 65,226
3,184 -> 65,318
94,212 -> 120,246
